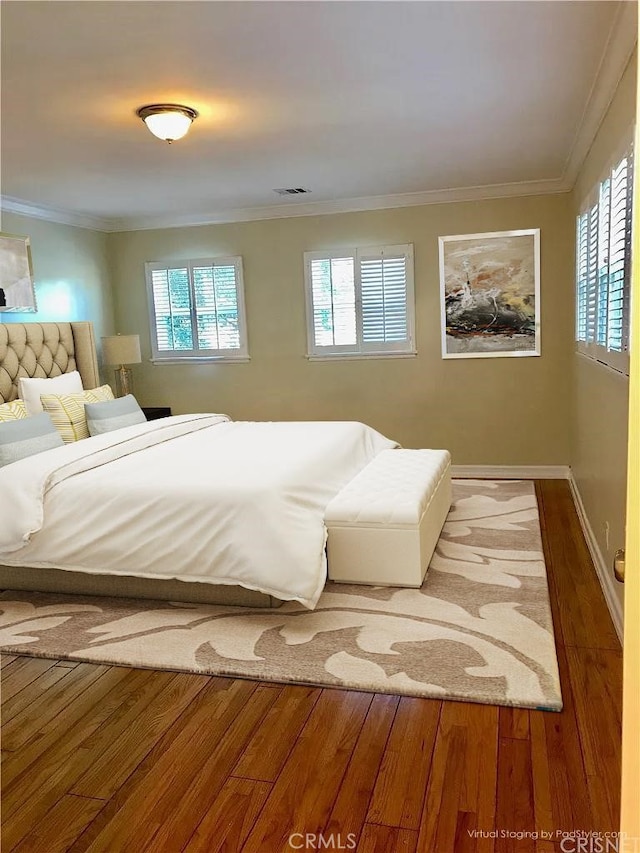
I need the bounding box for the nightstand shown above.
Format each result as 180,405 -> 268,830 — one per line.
142,406 -> 172,421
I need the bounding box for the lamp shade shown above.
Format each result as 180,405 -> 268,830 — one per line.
102,334 -> 142,366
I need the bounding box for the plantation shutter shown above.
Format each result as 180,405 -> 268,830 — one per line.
146,257 -> 248,360
585,202 -> 599,345
309,256 -> 357,349
305,245 -> 414,358
596,179 -> 611,347
607,149 -> 633,353
359,249 -> 410,349
151,267 -> 193,352
575,142 -> 633,373
576,213 -> 589,342
192,262 -> 242,351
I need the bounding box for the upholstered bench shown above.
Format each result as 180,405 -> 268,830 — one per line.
325,448 -> 452,587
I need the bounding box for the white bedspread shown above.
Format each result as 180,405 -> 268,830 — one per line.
0,415 -> 396,607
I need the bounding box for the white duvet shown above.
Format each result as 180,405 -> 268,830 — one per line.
0,415 -> 396,608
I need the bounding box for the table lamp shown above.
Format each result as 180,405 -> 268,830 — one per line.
101,334 -> 142,397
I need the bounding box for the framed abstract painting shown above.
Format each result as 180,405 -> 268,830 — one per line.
439,229 -> 540,359
0,232 -> 37,313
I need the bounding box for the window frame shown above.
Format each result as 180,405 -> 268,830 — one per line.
303,243 -> 416,360
575,140 -> 633,376
145,256 -> 249,364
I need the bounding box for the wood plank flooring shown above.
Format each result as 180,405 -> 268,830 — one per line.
1,480 -> 623,852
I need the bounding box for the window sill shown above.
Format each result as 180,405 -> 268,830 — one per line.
150,356 -> 250,365
306,351 -> 417,362
575,349 -> 629,377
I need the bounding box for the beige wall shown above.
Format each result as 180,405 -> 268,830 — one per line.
571,51 -> 637,611
0,212 -> 115,342
110,192 -> 574,464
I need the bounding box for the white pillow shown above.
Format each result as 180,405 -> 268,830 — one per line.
18,371 -> 84,416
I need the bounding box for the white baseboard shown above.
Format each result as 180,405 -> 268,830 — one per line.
451,465 -> 571,480
567,472 -> 624,643
451,465 -> 623,642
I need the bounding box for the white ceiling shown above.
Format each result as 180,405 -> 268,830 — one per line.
0,1 -> 636,231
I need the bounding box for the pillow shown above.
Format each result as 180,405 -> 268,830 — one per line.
85,394 -> 147,436
40,385 -> 115,443
0,413 -> 64,468
19,371 -> 84,416
0,400 -> 28,422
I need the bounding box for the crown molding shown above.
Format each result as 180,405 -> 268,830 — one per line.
562,0 -> 638,189
1,178 -> 569,235
0,195 -> 112,232
109,177 -> 569,232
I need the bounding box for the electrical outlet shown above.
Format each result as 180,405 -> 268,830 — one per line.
605,521 -> 610,551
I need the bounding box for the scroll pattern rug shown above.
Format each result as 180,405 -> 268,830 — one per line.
0,480 -> 562,711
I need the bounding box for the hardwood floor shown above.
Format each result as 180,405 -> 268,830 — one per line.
0,480 -> 622,852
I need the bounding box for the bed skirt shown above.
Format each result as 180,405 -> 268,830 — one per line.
0,565 -> 280,608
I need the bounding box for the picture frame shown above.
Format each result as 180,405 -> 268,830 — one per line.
439,228 -> 540,359
0,232 -> 37,313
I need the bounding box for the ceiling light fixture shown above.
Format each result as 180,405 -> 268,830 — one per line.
136,103 -> 198,143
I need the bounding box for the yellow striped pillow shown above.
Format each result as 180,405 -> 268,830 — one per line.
0,400 -> 28,422
40,385 -> 115,442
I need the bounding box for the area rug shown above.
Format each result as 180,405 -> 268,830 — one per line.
0,480 -> 562,711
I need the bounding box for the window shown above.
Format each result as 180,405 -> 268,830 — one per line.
145,256 -> 248,362
304,244 -> 415,359
576,144 -> 633,373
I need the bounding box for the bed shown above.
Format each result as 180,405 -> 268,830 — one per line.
0,322 -> 396,608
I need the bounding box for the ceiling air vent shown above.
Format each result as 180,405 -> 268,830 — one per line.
273,188 -> 311,195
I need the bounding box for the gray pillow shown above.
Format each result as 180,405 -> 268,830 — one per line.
0,412 -> 64,468
85,394 -> 147,436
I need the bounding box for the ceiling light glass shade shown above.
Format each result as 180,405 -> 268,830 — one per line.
136,104 -> 198,143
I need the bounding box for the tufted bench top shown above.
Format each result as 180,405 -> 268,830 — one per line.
325,448 -> 451,527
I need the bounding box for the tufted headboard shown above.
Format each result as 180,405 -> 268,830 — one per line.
0,322 -> 100,404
